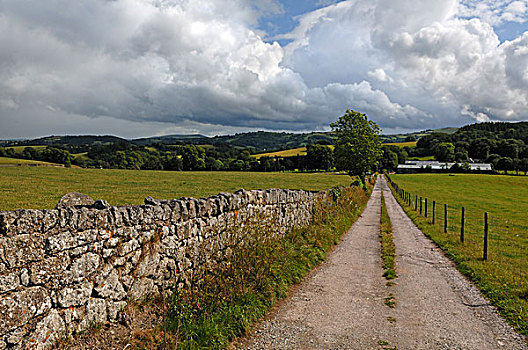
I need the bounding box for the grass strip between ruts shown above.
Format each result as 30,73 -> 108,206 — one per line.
380,192 -> 397,281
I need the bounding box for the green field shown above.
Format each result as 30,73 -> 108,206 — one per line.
252,141 -> 415,159
6,145 -> 47,153
0,167 -> 354,211
383,141 -> 417,148
72,152 -> 89,161
389,174 -> 528,336
407,156 -> 435,161
252,147 -> 307,158
252,145 -> 336,159
0,157 -> 61,166
7,146 -> 88,161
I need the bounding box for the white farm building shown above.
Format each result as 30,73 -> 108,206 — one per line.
397,160 -> 492,173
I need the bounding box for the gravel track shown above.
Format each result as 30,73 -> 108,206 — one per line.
240,176 -> 527,349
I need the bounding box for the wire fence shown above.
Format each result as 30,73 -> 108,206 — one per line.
385,175 -> 527,291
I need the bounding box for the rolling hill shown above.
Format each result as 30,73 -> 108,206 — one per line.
7,135 -> 128,147
2,127 -> 458,153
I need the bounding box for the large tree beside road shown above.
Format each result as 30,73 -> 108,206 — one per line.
331,109 -> 382,186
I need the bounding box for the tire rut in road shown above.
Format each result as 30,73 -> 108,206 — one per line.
381,175 -> 526,349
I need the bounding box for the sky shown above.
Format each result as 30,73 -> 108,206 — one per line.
1,0 -> 527,139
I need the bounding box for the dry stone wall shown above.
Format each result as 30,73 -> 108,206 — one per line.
0,188 -> 316,349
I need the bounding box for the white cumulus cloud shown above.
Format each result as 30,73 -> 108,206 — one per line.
282,0 -> 528,130
459,0 -> 528,25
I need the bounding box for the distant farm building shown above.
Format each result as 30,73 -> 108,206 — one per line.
397,160 -> 492,173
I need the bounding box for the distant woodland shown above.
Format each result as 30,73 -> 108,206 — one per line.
2,122 -> 528,173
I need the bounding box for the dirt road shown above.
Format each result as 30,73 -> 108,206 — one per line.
241,176 -> 526,349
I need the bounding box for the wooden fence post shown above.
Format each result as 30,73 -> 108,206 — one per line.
432,201 -> 436,224
425,198 -> 428,218
483,212 -> 488,260
444,204 -> 448,233
420,197 -> 423,215
415,195 -> 418,211
460,207 -> 465,243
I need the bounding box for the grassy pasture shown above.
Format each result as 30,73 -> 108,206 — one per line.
0,167 -> 353,211
0,157 -> 61,166
6,145 -> 47,153
73,152 -> 88,159
389,174 -> 528,336
408,156 -> 435,161
252,145 -> 337,159
251,147 -> 307,158
382,141 -> 417,148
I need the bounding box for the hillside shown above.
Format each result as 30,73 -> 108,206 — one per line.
2,127 -> 456,153
406,121 -> 528,172
459,121 -> 528,133
252,147 -> 308,159
380,127 -> 457,144
132,134 -> 208,146
135,128 -> 455,151
7,121 -> 528,173
0,156 -> 64,167
131,131 -> 335,152
0,126 -> 462,171
7,135 -> 128,147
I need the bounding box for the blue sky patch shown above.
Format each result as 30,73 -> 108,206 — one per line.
257,0 -> 345,42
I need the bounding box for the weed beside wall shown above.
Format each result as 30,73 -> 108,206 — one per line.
167,185 -> 370,349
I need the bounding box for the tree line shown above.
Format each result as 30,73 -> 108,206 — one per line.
0,142 -> 337,172
4,117 -> 527,175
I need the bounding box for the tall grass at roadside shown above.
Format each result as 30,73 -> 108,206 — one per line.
166,184 -> 371,349
387,174 -> 528,338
